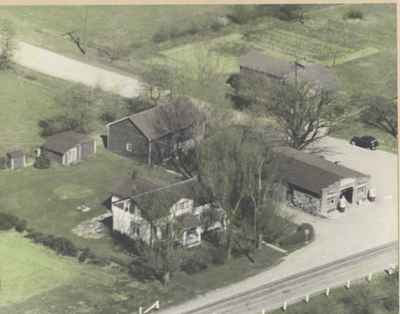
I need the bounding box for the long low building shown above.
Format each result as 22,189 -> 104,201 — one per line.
273,146 -> 371,215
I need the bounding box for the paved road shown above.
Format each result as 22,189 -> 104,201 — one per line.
13,41 -> 144,98
176,242 -> 397,314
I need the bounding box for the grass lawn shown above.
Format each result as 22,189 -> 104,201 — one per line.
0,231 -> 286,314
0,69 -> 63,155
171,246 -> 284,302
0,231 -> 81,306
0,5 -> 229,66
270,273 -> 398,314
0,147 -> 181,262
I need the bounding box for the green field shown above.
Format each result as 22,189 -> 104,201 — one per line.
0,231 -> 81,306
0,5 -> 228,67
0,69 -> 63,155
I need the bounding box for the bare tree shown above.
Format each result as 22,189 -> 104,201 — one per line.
63,7 -> 89,55
360,95 -> 397,137
198,126 -> 279,260
153,96 -> 206,178
259,79 -> 342,150
0,19 -> 16,70
136,192 -> 184,285
143,45 -> 228,106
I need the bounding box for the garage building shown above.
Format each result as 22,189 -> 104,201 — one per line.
41,131 -> 96,165
274,146 -> 371,215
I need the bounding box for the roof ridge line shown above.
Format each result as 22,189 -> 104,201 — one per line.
132,176 -> 198,199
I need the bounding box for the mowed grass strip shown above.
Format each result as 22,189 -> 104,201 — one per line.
0,231 -> 80,306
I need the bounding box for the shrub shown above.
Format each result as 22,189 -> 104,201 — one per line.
26,232 -> 78,257
344,9 -> 363,20
34,155 -> 51,169
297,223 -> 315,241
273,5 -> 303,21
187,22 -> 200,36
78,247 -> 96,263
0,212 -> 27,232
210,19 -> 224,32
38,116 -> 72,137
279,223 -> 315,247
0,156 -> 7,169
181,247 -> 212,274
152,28 -> 170,43
229,6 -> 258,24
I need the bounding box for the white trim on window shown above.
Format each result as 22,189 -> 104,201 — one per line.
126,142 -> 133,152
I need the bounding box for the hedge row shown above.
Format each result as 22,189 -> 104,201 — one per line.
0,212 -> 27,232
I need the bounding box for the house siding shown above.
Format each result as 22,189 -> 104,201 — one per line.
43,149 -> 63,164
8,156 -> 25,169
81,140 -> 96,159
108,118 -> 149,163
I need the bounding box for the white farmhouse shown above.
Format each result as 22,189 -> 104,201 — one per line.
110,176 -> 225,248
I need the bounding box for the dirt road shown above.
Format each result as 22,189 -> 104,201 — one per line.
14,41 -> 144,98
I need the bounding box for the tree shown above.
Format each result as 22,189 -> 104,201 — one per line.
40,84 -> 129,136
63,7 -> 89,55
259,79 -> 342,150
153,96 -> 206,178
360,96 -> 397,138
136,192 -> 184,284
143,46 -> 228,106
0,19 -> 16,70
198,126 -> 279,260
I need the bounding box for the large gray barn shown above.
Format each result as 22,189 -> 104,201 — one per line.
106,97 -> 205,165
41,131 -> 96,165
274,147 -> 371,215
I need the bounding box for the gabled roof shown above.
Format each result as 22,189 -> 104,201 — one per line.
41,131 -> 93,154
287,63 -> 338,92
111,176 -> 164,199
6,150 -> 24,158
111,176 -> 210,219
274,146 -> 369,196
239,50 -> 293,78
239,50 -> 338,92
127,97 -> 204,141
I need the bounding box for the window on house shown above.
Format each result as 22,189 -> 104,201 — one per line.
126,143 -> 133,152
327,197 -> 336,205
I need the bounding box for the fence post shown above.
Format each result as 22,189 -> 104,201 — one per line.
325,287 -> 330,296
282,301 -> 288,311
261,309 -> 266,314
305,294 -> 310,303
345,280 -> 351,289
367,273 -> 372,282
155,300 -> 160,310
139,306 -> 143,314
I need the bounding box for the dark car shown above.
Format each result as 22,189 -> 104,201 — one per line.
350,136 -> 379,150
